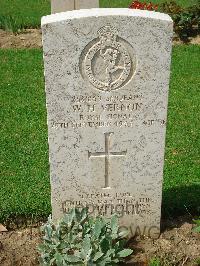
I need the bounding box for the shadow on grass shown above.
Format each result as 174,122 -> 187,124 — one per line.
4,215 -> 48,230
162,184 -> 200,220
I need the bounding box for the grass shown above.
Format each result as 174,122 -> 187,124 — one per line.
0,0 -> 199,31
0,45 -> 200,224
162,45 -> 200,217
0,0 -> 50,30
0,50 -> 50,223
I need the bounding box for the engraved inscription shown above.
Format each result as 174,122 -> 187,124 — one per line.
88,132 -> 127,189
51,93 -> 148,129
62,195 -> 151,217
51,92 -> 166,130
80,25 -> 136,91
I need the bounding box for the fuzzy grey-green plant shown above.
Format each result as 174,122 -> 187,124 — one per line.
38,208 -> 133,265
193,218 -> 200,233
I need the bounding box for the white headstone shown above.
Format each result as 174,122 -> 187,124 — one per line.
51,0 -> 75,13
42,9 -> 173,238
51,0 -> 99,14
76,0 -> 99,9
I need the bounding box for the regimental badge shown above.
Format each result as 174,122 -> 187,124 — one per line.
80,25 -> 136,92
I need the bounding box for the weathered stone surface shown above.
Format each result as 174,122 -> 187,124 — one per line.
76,0 -> 99,9
51,0 -> 99,14
42,9 -> 173,237
51,0 -> 74,14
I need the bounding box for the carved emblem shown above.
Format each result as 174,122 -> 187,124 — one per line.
80,25 -> 135,91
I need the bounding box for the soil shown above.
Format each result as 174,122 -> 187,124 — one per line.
127,216 -> 200,266
0,29 -> 42,49
173,35 -> 200,45
0,227 -> 41,266
0,29 -> 200,48
0,216 -> 199,266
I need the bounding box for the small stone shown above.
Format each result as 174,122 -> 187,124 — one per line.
0,224 -> 7,232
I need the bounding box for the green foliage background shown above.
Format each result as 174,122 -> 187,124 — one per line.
0,0 -> 199,30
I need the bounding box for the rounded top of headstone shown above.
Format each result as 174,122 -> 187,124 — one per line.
41,8 -> 172,26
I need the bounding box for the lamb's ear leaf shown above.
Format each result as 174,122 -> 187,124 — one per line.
80,207 -> 88,223
64,254 -> 82,263
37,243 -> 47,253
54,253 -> 64,266
93,251 -> 104,262
93,218 -> 103,239
68,208 -> 76,225
106,248 -> 115,257
111,258 -> 120,264
117,249 -> 133,258
49,257 -> 56,265
82,234 -> 91,256
111,215 -> 118,238
193,226 -> 200,233
100,238 -> 110,253
118,226 -> 129,239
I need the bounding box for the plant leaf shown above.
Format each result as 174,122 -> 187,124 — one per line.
193,226 -> 200,233
37,243 -> 48,253
54,253 -> 64,266
80,208 -> 88,224
93,218 -> 103,239
111,215 -> 118,238
68,208 -> 76,225
49,257 -> 56,265
82,234 -> 91,256
64,254 -> 81,263
111,258 -> 120,263
100,238 -> 110,253
45,224 -> 53,239
117,248 -> 133,258
118,228 -> 129,238
93,251 -> 104,262
106,248 -> 115,258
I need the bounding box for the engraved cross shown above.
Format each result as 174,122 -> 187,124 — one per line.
88,132 -> 127,189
